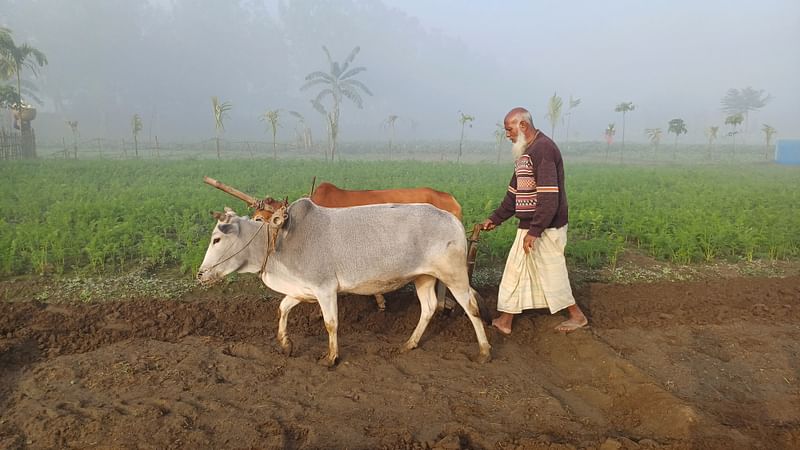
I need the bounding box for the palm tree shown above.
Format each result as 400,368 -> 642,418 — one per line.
457,111 -> 475,163
563,95 -> 581,149
645,128 -> 662,160
382,114 -> 399,159
131,114 -> 143,158
761,124 -> 777,160
66,120 -> 79,159
614,102 -> 635,161
260,109 -> 280,160
0,27 -> 47,110
667,118 -> 687,160
705,126 -> 719,160
288,111 -> 312,152
301,46 -> 372,162
725,113 -> 744,159
721,87 -> 771,139
545,92 -> 563,138
494,122 -> 506,164
604,123 -> 615,162
211,96 -> 232,160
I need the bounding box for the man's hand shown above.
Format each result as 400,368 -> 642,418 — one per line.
481,219 -> 496,231
523,234 -> 537,254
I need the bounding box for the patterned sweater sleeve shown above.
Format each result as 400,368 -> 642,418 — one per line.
528,149 -> 559,237
489,172 -> 517,226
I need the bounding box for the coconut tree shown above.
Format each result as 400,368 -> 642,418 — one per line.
211,96 -> 232,160
614,102 -> 635,161
604,123 -> 615,162
645,128 -> 662,160
563,95 -> 581,149
131,114 -> 143,158
260,109 -> 280,160
761,124 -> 777,160
705,126 -> 719,161
725,113 -> 744,159
721,87 -> 771,139
457,110 -> 475,163
382,114 -> 399,159
667,118 -> 687,160
0,27 -> 47,110
494,122 -> 506,164
288,110 -> 312,152
545,92 -> 563,139
301,46 -> 372,162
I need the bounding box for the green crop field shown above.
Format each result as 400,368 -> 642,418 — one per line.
1,159 -> 798,278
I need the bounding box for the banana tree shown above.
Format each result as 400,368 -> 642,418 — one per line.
564,95 -> 581,149
545,92 -> 563,139
705,126 -> 719,160
382,114 -> 399,159
211,96 -> 232,159
288,110 -> 312,151
494,122 -> 506,164
301,46 -> 372,162
604,123 -> 615,162
725,113 -> 743,160
761,124 -> 776,160
261,109 -> 280,160
645,128 -> 662,160
668,118 -> 687,160
131,114 -> 143,158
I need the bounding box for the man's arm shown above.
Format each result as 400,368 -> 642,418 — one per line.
487,172 -> 517,228
528,149 -> 559,237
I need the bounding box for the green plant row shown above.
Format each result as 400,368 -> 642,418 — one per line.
0,160 -> 797,277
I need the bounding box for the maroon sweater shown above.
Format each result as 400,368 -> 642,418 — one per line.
489,132 -> 569,237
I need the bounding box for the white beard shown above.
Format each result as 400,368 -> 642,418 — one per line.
511,131 -> 530,159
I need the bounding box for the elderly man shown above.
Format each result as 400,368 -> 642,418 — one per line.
481,107 -> 588,334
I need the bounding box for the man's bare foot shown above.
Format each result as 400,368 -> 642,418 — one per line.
491,312 -> 514,335
554,316 -> 588,332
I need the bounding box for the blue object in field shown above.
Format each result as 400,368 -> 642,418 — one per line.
775,139 -> 800,165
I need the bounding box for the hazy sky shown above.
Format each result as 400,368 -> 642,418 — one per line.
2,0 -> 798,143
380,0 -> 800,141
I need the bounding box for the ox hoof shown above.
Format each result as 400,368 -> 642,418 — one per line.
476,351 -> 492,364
279,339 -> 293,357
317,354 -> 339,368
399,341 -> 417,354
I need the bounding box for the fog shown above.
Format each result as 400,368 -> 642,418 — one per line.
2,0 -> 798,144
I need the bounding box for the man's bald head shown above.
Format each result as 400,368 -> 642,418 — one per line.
504,107 -> 534,128
504,107 -> 537,158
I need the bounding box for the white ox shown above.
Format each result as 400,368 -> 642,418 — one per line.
197,199 -> 492,366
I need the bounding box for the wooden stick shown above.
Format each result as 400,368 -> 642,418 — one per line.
203,176 -> 257,206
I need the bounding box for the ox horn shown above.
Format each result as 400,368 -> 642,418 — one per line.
210,210 -> 226,221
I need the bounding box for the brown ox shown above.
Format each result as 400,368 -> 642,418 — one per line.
252,182 -> 463,311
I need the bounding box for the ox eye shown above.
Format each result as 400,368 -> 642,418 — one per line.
213,237 -> 221,245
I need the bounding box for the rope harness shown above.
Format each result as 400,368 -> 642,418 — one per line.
207,205 -> 287,276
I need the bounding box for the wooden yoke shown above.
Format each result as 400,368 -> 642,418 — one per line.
203,176 -> 258,207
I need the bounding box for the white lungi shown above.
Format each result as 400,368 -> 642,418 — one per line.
497,226 -> 575,314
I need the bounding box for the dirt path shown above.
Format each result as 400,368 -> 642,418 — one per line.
1,275 -> 798,449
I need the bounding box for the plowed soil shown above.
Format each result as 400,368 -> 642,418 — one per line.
1,275 -> 799,449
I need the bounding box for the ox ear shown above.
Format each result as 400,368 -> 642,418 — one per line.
218,222 -> 237,234
269,205 -> 287,228
210,210 -> 226,222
